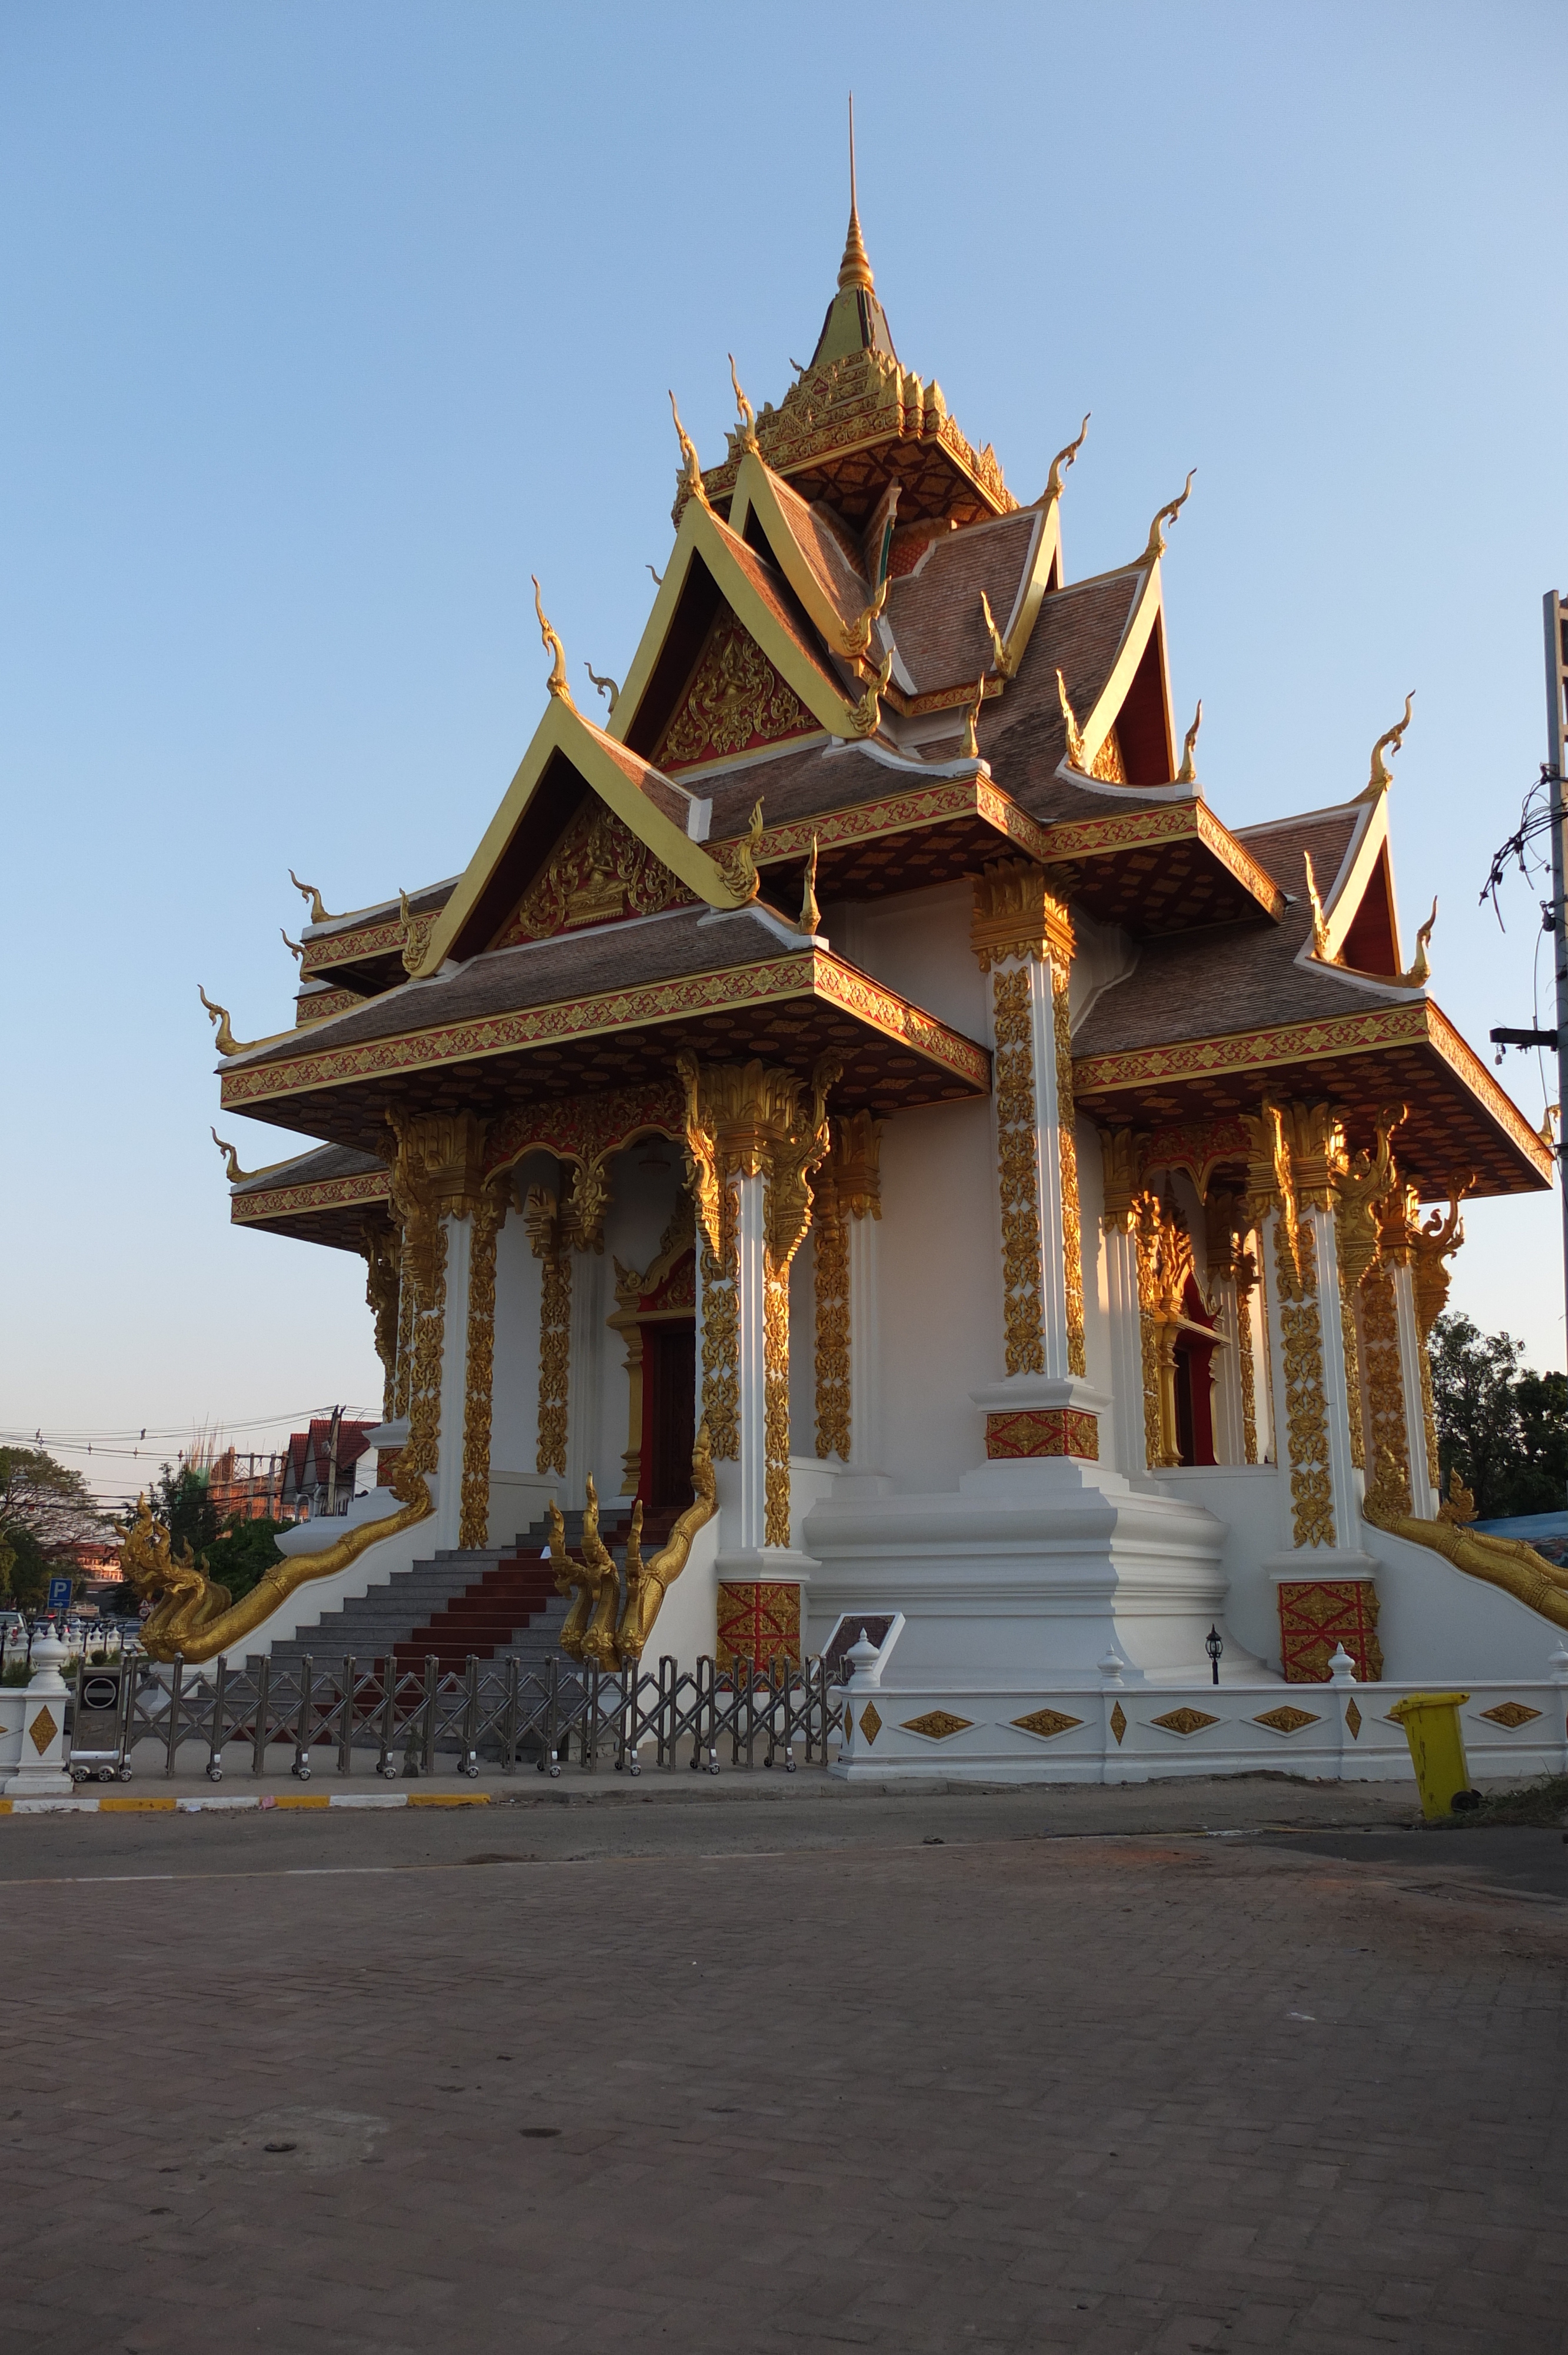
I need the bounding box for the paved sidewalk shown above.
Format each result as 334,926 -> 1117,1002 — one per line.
3,1800 -> 1568,2353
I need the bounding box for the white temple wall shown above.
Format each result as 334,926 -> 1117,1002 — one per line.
1155,1465 -> 1286,1667
487,1202 -> 552,1547
828,878 -> 986,1037
1075,1113 -> 1119,1473
874,1095 -> 998,1495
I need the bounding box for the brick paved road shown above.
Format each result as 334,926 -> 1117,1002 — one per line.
2,1804 -> 1566,2354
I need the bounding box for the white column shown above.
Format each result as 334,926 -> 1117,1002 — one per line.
1103,1219 -> 1145,1478
1391,1261 -> 1440,1517
1210,1279 -> 1245,1467
846,1209 -> 882,1471
986,950 -> 1075,1381
563,1238 -> 603,1512
732,1170 -> 768,1553
1303,1202 -> 1362,1546
434,1212 -> 472,1553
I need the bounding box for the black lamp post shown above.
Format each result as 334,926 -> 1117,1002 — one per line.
1205,1624 -> 1223,1686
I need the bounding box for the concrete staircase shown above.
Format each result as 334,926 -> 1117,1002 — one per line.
254,1502 -> 683,1677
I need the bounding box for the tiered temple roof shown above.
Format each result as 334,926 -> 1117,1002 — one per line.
217,191 -> 1550,1245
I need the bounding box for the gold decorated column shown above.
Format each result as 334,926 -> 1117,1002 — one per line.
972,860 -> 1092,1462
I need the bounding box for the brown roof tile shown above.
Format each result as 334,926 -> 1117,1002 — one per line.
231,1142 -> 387,1195
887,510 -> 1038,692
231,905 -> 815,1072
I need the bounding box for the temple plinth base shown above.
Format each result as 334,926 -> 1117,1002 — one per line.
803,1401 -> 1230,1687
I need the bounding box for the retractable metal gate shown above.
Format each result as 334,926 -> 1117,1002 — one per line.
119,1650 -> 843,1780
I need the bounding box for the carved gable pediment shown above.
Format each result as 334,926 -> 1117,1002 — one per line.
656,609 -> 820,772
492,800 -> 694,948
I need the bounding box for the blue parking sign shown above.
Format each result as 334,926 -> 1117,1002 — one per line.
45,1576 -> 72,1611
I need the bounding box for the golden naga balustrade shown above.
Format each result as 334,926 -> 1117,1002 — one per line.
548,1427 -> 718,1669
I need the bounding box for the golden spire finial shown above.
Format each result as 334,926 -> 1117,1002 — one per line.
288,869 -> 340,926
729,354 -> 760,456
1056,668 -> 1087,769
1302,852 -> 1333,960
1360,692 -> 1415,799
197,986 -> 258,1059
531,576 -> 574,705
1402,897 -> 1437,988
1143,470 -> 1195,563
584,662 -> 620,713
959,676 -> 985,760
850,651 -> 892,738
838,94 -> 875,293
1039,414 -> 1090,506
668,390 -> 713,513
1176,699 -> 1203,785
799,835 -> 821,934
211,1128 -> 248,1185
979,589 -> 1016,679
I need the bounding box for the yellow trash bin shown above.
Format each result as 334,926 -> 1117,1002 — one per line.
1387,1691 -> 1476,1821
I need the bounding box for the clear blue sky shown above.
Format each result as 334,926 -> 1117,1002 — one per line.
4,1 -> 1566,1497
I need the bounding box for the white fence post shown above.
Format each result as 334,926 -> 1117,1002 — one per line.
4,1632 -> 75,1797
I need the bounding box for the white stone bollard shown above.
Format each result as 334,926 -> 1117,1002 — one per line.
1327,1642 -> 1359,1782
4,1633 -> 76,1797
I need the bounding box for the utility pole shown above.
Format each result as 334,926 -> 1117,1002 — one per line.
1542,592 -> 1568,1369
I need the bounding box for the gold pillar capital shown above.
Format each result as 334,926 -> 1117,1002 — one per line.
971,859 -> 1075,973
1098,1126 -> 1147,1233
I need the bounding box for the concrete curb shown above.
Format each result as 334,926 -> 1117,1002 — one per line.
0,1792 -> 495,1816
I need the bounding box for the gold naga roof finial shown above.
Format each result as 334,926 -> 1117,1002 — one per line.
210,1128 -> 250,1185
839,92 -> 875,293
798,835 -> 821,934
850,650 -> 892,738
1301,852 -> 1333,960
1143,469 -> 1196,563
280,927 -> 303,963
668,390 -> 713,512
959,676 -> 985,761
1038,414 -> 1090,507
197,986 -> 260,1058
288,869 -> 341,925
584,662 -> 620,714
1359,692 -> 1416,800
979,588 -> 1015,679
1056,668 -> 1087,769
531,576 -> 574,705
1176,699 -> 1203,784
842,571 -> 889,666
1401,897 -> 1437,988
1542,1102 -> 1559,1148
728,353 -> 760,456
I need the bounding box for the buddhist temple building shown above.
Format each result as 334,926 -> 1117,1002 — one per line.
172,177 -> 1568,1773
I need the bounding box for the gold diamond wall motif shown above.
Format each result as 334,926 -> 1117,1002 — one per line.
28,1705 -> 58,1754
1151,1707 -> 1220,1737
859,1700 -> 882,1747
1109,1701 -> 1127,1745
1254,1705 -> 1320,1735
902,1710 -> 972,1741
1012,1708 -> 1084,1740
1479,1701 -> 1542,1730
1344,1699 -> 1363,1739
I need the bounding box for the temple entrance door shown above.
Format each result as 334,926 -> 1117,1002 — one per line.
641,1319 -> 696,1508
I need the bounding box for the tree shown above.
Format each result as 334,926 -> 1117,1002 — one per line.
142,1462 -> 220,1563
206,1514 -> 289,1605
0,1448 -> 105,1609
1429,1313 -> 1568,1518
129,1462 -> 286,1608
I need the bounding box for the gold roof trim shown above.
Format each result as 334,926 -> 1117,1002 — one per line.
218,944 -> 991,1113
610,494 -> 873,755
412,695 -> 750,979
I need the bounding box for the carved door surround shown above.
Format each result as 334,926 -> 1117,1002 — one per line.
609,1202 -> 697,1501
